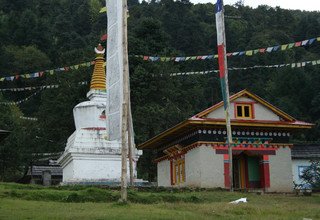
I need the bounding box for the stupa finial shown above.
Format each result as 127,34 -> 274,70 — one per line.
90,44 -> 106,91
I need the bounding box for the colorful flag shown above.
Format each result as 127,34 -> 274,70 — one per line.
215,0 -> 230,111
215,0 -> 233,190
99,7 -> 107,13
101,34 -> 108,41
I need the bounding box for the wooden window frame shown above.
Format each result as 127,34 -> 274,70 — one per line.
171,158 -> 185,185
234,102 -> 255,119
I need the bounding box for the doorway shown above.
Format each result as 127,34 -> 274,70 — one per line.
233,153 -> 261,189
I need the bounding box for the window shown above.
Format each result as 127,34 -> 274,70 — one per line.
235,103 -> 253,119
172,158 -> 185,185
298,166 -> 309,179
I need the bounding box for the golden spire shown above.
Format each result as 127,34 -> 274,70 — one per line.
90,44 -> 106,91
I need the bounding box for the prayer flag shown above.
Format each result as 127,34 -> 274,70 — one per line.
295,41 -> 302,47
266,47 -> 273,53
245,50 -> 253,56
101,34 -> 108,41
281,44 -> 288,50
309,38 -> 316,45
215,0 -> 230,110
288,43 -> 294,48
301,40 -> 309,46
273,46 -> 280,51
259,48 -> 266,53
99,7 -> 107,13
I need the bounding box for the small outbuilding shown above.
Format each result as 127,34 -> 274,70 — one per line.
138,89 -> 313,192
292,144 -> 320,188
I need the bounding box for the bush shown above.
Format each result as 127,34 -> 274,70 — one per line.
301,160 -> 320,189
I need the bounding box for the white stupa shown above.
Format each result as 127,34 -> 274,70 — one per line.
58,44 -> 142,184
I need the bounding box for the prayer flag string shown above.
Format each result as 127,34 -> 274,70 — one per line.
134,36 -> 320,62
0,62 -> 95,82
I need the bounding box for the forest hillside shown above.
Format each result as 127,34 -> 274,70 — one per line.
0,0 -> 319,181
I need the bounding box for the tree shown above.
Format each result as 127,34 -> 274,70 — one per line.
0,45 -> 51,75
301,160 -> 320,189
0,95 -> 39,181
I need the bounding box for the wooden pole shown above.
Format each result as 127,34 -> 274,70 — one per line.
120,0 -> 129,202
128,107 -> 134,187
226,109 -> 233,192
121,103 -> 128,202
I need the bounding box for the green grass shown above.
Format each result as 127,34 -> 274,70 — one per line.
0,183 -> 319,220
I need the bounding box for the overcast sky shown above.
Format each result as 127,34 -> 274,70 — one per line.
191,0 -> 320,12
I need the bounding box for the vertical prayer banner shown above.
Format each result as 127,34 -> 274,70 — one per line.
106,0 -> 124,141
215,0 -> 233,190
215,0 -> 231,114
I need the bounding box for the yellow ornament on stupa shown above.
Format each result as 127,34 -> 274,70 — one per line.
90,44 -> 106,91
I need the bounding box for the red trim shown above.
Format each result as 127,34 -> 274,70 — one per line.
83,127 -> 106,130
217,45 -> 225,78
216,149 -> 276,155
194,117 -> 312,126
224,154 -> 230,188
215,146 -> 277,151
261,155 -> 270,188
99,115 -> 106,119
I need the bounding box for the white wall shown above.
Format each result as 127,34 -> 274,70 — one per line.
292,159 -> 311,186
269,147 -> 293,192
185,147 -> 202,187
62,160 -> 74,182
157,145 -> 224,188
157,160 -> 171,187
73,101 -> 106,130
184,145 -> 224,188
73,157 -> 122,180
198,145 -> 224,188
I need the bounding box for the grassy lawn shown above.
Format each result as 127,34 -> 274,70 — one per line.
0,183 -> 319,220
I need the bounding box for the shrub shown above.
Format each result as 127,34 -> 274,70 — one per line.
301,160 -> 320,189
